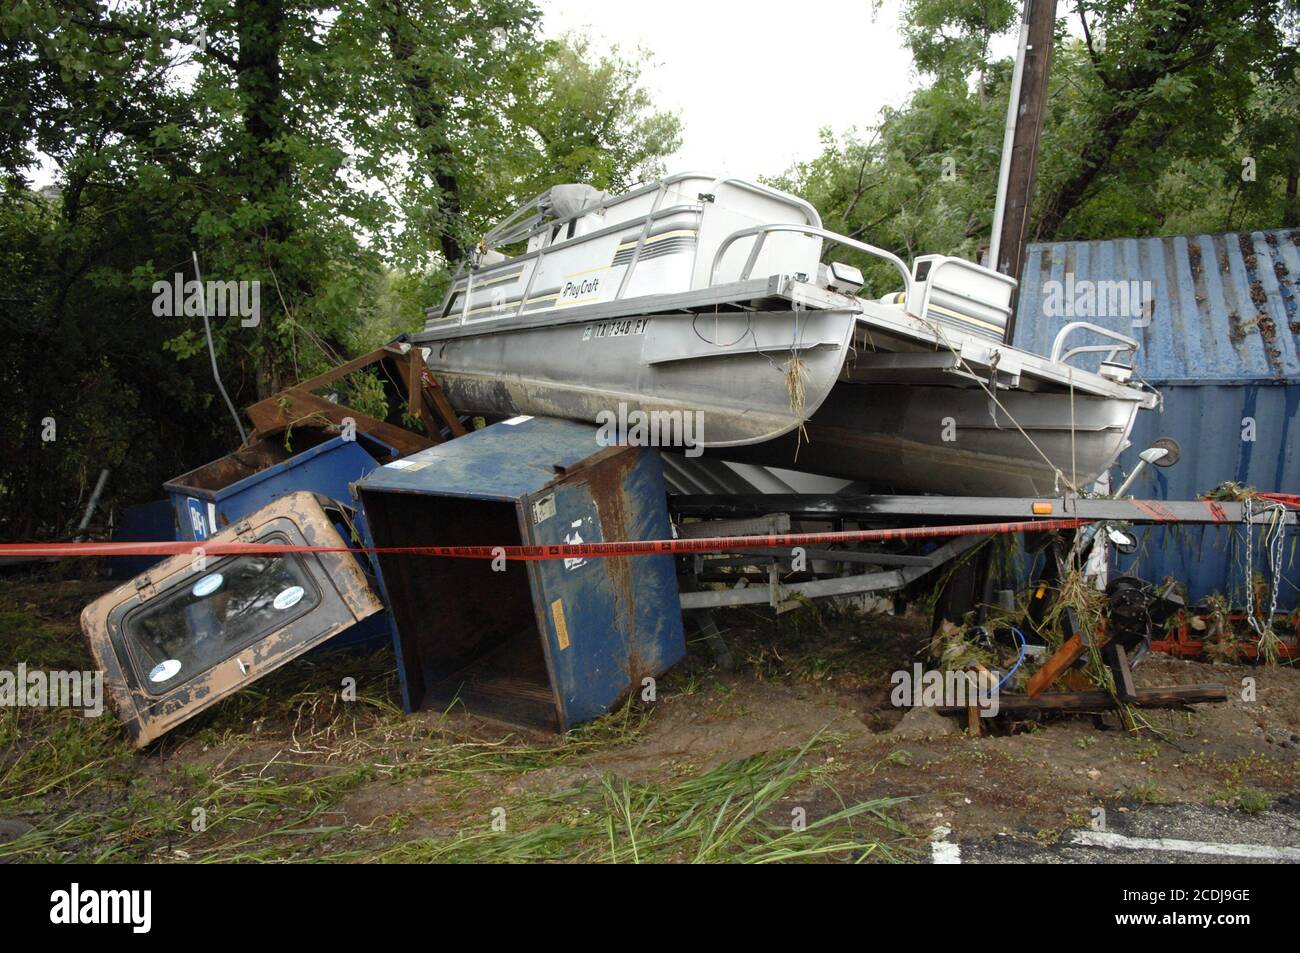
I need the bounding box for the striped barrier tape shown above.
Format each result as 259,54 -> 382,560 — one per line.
0,517 -> 1090,561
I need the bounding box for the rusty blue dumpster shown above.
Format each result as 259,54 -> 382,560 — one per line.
356,416 -> 685,731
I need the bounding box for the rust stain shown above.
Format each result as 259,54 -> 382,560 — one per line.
562,448 -> 646,681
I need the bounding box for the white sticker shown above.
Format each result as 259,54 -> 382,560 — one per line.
502,415 -> 533,425
192,573 -> 224,597
149,659 -> 182,683
562,529 -> 587,571
532,494 -> 556,524
273,586 -> 305,610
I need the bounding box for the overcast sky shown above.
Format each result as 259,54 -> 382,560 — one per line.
543,0 -> 924,180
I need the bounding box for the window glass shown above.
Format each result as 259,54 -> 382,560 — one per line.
124,548 -> 320,694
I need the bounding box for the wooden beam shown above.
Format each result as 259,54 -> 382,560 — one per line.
392,351 -> 442,443
937,684 -> 1227,714
410,349 -> 467,437
1111,644 -> 1138,702
245,387 -> 433,457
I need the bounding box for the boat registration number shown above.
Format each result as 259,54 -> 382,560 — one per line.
583,318 -> 650,341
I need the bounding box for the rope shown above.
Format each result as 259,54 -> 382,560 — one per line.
909,311 -> 1081,494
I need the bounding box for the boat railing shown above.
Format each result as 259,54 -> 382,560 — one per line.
1050,321 -> 1141,367
708,224 -> 914,303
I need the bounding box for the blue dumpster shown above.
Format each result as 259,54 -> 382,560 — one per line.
164,430 -> 400,649
356,416 -> 685,731
107,499 -> 176,579
164,430 -> 398,544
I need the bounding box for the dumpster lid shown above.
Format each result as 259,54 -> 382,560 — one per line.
81,492 -> 383,747
358,416 -> 621,501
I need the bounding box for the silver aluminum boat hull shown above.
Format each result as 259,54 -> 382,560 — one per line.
418,276 -> 1155,498
722,383 -> 1142,496
427,306 -> 858,447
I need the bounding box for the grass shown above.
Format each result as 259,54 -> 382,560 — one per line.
1232,788 -> 1273,815
0,576 -> 914,863
378,740 -> 913,864
1126,780 -> 1174,805
3,710 -> 913,862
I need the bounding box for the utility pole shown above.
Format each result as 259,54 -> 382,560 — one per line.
990,0 -> 1057,343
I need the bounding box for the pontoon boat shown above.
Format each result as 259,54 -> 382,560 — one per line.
414,173 -> 1158,496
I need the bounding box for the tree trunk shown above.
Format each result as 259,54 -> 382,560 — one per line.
235,0 -> 290,399
381,1 -> 466,265
1285,164 -> 1299,229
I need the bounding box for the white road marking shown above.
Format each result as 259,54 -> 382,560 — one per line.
930,825 -> 961,864
1070,829 -> 1300,861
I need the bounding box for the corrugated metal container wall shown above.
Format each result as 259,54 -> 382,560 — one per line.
1015,228 -> 1300,608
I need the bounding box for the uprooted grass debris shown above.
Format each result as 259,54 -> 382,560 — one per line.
0,577 -> 914,863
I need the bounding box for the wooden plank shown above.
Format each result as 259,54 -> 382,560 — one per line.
393,351 -> 442,444
1026,633 -> 1088,697
1111,644 -> 1138,702
937,684 -> 1227,714
413,350 -> 468,437
246,388 -> 432,457
285,347 -> 395,391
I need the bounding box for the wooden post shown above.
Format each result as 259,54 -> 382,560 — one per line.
997,0 -> 1058,342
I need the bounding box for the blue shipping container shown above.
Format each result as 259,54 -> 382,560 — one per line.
1015,228 -> 1299,608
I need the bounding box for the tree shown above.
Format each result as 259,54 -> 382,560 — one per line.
775,0 -> 1300,292
0,0 -> 680,536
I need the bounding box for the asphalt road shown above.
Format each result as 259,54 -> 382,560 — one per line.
932,793 -> 1300,863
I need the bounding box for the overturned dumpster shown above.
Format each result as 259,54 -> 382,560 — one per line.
81,493 -> 384,747
357,416 -> 686,731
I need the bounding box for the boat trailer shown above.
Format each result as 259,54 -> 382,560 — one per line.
667,488 -> 1295,719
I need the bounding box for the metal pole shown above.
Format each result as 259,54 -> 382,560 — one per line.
192,251 -> 249,444
74,467 -> 110,540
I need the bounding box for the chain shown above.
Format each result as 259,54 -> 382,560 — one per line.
1242,496 -> 1285,638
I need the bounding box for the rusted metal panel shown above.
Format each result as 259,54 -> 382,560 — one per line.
1015,230 -> 1300,607
356,417 -> 685,731
1015,228 -> 1300,382
81,493 -> 384,747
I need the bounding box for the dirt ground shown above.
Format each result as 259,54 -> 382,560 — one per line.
1,571 -> 1296,862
